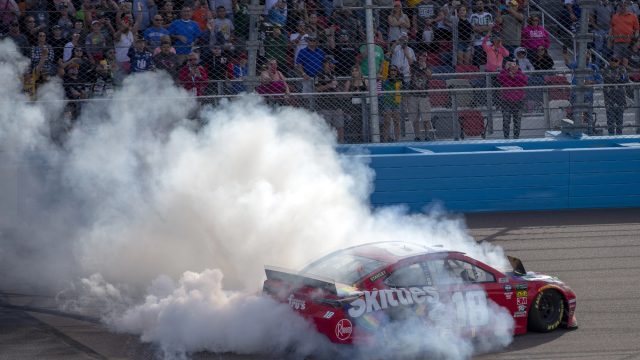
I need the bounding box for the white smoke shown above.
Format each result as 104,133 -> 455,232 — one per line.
0,39 -> 512,359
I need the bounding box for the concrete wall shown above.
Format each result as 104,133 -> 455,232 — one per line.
355,136 -> 640,213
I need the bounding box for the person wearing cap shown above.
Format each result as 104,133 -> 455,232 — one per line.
388,1 -> 411,42
168,6 -> 203,62
497,58 -> 528,138
85,19 -> 108,61
91,59 -> 115,98
129,38 -> 155,72
50,25 -> 68,64
602,56 -> 629,135
609,0 -> 639,67
315,55 -> 345,142
391,31 -> 416,81
497,0 -> 524,56
482,30 -> 509,72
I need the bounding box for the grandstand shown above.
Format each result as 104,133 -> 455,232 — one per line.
1,0 -> 639,142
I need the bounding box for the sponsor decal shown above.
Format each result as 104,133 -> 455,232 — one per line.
517,297 -> 528,306
347,286 -> 439,318
499,278 -> 509,283
516,290 -> 527,298
515,284 -> 528,290
323,311 -> 335,319
505,292 -> 513,300
369,270 -> 387,282
504,284 -> 512,292
568,298 -> 576,304
287,295 -> 306,310
335,319 -> 353,341
514,311 -> 527,318
518,304 -> 526,312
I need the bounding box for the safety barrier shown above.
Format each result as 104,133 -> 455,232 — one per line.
354,134 -> 640,212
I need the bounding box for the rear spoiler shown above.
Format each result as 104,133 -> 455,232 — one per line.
264,266 -> 337,295
507,255 -> 526,275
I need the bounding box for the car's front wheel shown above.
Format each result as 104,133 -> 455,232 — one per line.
528,289 -> 564,332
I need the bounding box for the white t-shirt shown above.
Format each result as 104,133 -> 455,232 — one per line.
469,11 -> 493,46
115,31 -> 134,62
290,32 -> 308,62
391,44 -> 416,80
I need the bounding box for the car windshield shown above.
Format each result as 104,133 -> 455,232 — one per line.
301,252 -> 387,285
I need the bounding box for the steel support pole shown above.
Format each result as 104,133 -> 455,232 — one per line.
571,0 -> 595,133
365,0 -> 381,143
246,0 -> 262,92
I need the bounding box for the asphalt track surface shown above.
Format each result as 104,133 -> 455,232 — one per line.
1,208 -> 639,360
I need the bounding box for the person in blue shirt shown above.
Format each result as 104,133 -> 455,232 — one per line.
564,50 -> 603,135
128,39 -> 155,72
295,36 -> 325,96
144,14 -> 170,52
168,6 -> 203,63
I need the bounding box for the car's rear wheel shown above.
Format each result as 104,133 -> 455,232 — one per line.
528,289 -> 564,332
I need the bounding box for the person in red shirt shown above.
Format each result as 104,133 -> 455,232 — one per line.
609,0 -> 639,67
179,52 -> 209,96
497,59 -> 528,139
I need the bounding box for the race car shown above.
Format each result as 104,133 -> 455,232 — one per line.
263,241 -> 577,344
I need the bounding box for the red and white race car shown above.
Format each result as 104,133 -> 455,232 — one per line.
263,241 -> 577,344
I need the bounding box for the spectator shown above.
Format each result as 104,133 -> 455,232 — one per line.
411,0 -> 444,44
55,3 -> 74,39
154,39 -> 181,79
563,0 -> 580,33
268,0 -> 287,28
26,0 -> 48,30
4,21 -> 29,56
91,59 -> 115,98
192,0 -> 211,31
104,46 -> 126,86
514,47 -> 534,71
168,6 -> 203,63
329,8 -> 363,43
201,43 -> 229,94
296,36 -> 325,94
628,39 -> 640,73
227,51 -> 248,94
160,0 -> 177,26
388,1 -> 411,43
129,39 -> 155,73
61,47 -> 95,84
63,63 -> 89,119
85,20 -> 108,61
497,59 -> 527,138
233,0 -> 250,40
380,65 -> 404,142
30,31 -> 55,76
343,65 -> 369,142
0,0 -> 19,35
113,11 -> 141,73
308,12 -> 335,50
290,20 -> 308,63
359,41 -> 385,77
406,51 -> 433,141
315,56 -> 345,142
144,14 -> 170,52
179,51 -> 208,96
564,49 -> 603,135
132,0 -> 157,30
520,15 -> 550,54
391,31 -> 416,81
256,58 -> 290,105
531,45 -> 554,70
456,5 -> 474,65
23,15 -> 44,46
209,0 -> 233,13
263,24 -> 288,71
63,32 -> 81,62
497,0 -> 524,55
482,31 -> 508,72
609,0 -> 639,67
602,55 -> 629,135
208,5 -> 234,48
50,25 -> 67,64
470,0 -> 494,67
332,29 -> 358,77
593,0 -> 614,56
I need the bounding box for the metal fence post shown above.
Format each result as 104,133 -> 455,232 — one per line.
365,0 -> 381,143
543,88 -> 551,129
246,0 -> 263,92
486,73 -> 494,135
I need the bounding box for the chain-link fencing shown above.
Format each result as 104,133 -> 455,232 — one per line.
2,0 -> 640,143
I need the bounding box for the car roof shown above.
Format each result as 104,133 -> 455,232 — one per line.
341,241 -> 456,264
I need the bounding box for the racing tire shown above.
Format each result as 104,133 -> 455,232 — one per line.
528,289 -> 564,332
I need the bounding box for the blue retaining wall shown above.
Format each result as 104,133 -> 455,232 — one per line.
344,135 -> 640,213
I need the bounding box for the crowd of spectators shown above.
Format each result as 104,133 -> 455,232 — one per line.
1,0 -> 638,141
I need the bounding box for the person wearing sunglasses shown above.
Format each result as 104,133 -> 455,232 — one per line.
144,15 -> 170,52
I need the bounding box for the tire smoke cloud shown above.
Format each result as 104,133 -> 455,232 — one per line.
0,39 -> 513,359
